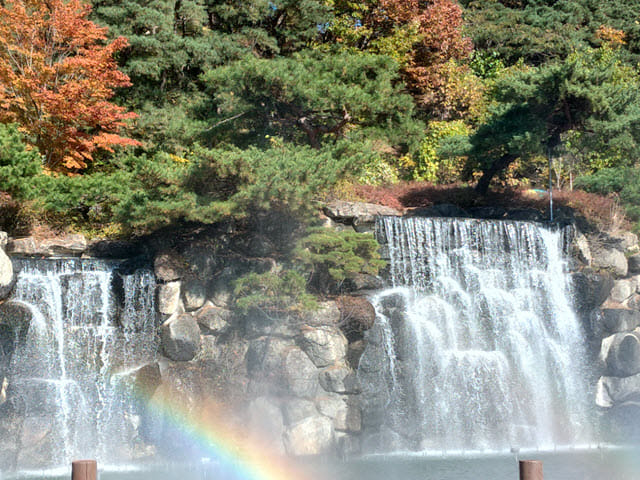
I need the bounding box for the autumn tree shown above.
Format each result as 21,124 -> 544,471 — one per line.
0,0 -> 139,172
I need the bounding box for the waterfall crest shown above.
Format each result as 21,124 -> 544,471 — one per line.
359,216 -> 591,453
2,258 -> 157,471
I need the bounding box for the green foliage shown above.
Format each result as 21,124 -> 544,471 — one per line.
575,167 -> 640,223
201,50 -> 423,153
295,227 -> 386,292
414,120 -> 471,183
0,124 -> 42,199
234,270 -> 318,314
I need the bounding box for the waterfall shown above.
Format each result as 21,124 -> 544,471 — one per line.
2,258 -> 158,471
359,216 -> 592,453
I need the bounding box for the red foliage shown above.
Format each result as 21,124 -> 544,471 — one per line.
0,0 -> 140,173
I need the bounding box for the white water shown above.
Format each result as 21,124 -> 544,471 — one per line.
359,217 -> 592,453
3,258 -> 158,471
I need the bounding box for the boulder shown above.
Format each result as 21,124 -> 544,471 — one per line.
591,244 -> 628,277
181,280 -> 207,311
282,399 -> 318,425
342,273 -> 384,292
595,308 -> 640,335
318,364 -> 360,394
244,310 -> 300,339
570,271 -> 614,317
504,209 -> 544,222
160,314 -> 201,361
337,296 -> 376,340
596,374 -> 640,407
610,279 -> 638,304
283,416 -> 334,456
316,394 -> 361,432
283,347 -> 320,398
300,301 -> 341,327
466,206 -> 507,219
194,302 -> 232,334
117,363 -> 162,398
572,231 -> 592,265
157,281 -> 181,315
246,337 -> 294,379
323,201 -> 401,225
298,326 -> 348,368
601,330 -> 640,377
154,252 -> 184,282
629,254 -> 640,275
0,232 -> 7,248
8,234 -> 87,257
0,246 -> 13,300
346,339 -> 367,370
612,231 -> 640,254
85,240 -> 142,258
407,204 -> 469,218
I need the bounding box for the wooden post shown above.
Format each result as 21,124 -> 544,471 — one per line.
519,460 -> 543,480
72,460 -> 97,480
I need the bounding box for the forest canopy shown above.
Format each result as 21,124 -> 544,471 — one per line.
2,0 -> 640,234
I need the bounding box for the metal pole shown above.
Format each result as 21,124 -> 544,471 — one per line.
72,460 -> 97,480
519,460 -> 543,480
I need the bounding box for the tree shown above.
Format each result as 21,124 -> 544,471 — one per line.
466,42 -> 640,194
0,0 -> 139,172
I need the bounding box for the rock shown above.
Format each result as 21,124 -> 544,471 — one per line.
8,234 -> 87,257
467,206 -> 507,219
591,244 -> 628,277
596,374 -> 640,407
248,397 -> 285,453
157,281 -> 181,315
0,246 -> 13,300
282,399 -> 318,425
629,254 -> 640,275
182,280 -> 207,311
0,301 -> 32,336
316,395 -> 361,432
570,271 -> 614,317
595,308 -> 640,335
298,326 -> 348,368
117,363 -> 162,397
504,209 -> 544,222
337,296 -> 376,340
612,231 -> 640,253
408,204 -> 469,218
318,364 -> 359,394
85,240 -> 142,258
323,201 -> 401,225
347,339 -> 367,370
154,252 -> 184,282
607,400 -> 640,441
300,301 -> 341,327
283,347 -> 320,398
610,279 -> 638,304
283,416 -> 334,456
194,302 -> 231,334
342,274 -> 384,292
601,330 -> 640,376
160,314 -> 201,361
573,231 -> 592,265
244,310 -> 300,339
246,337 -> 294,379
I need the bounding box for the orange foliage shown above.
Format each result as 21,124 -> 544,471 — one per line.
370,0 -> 476,118
0,0 -> 140,172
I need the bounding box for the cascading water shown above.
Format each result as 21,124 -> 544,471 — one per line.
359,216 -> 592,454
1,258 -> 158,472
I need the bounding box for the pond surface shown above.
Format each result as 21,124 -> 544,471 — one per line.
6,447 -> 640,480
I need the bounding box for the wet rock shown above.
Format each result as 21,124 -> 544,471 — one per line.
194,302 -> 231,334
246,337 -> 294,379
157,281 -> 181,315
601,330 -> 640,377
298,326 -> 348,368
572,231 -> 592,265
160,314 -> 201,361
629,254 -> 640,275
86,240 -> 142,258
595,308 -> 640,335
346,339 -> 367,370
283,416 -> 334,456
0,247 -> 13,300
570,271 -> 614,317
342,274 -> 384,292
408,204 -> 469,218
316,394 -> 361,432
504,209 -> 544,222
318,364 -> 359,394
597,374 -> 640,407
117,363 -> 162,398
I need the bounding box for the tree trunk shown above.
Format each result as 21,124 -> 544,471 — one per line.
475,153 -> 518,195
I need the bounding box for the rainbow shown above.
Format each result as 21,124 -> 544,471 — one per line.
142,390 -> 317,480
